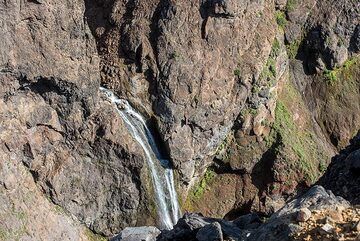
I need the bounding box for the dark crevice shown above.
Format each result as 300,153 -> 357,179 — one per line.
251,133 -> 281,197
199,0 -> 234,40
27,0 -> 42,4
19,76 -> 79,103
224,199 -> 255,220
147,116 -> 171,163
35,123 -> 65,136
119,0 -> 139,64
212,158 -> 246,176
201,17 -> 208,40
149,0 -> 171,75
83,0 -> 114,53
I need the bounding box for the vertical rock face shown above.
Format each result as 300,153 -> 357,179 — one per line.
320,133 -> 360,204
1,0 -> 360,239
87,0 -> 277,183
0,0 -> 154,238
184,0 -> 360,220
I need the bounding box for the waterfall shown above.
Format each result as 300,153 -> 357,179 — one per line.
100,87 -> 181,230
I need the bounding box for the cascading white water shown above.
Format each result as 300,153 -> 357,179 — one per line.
100,87 -> 181,229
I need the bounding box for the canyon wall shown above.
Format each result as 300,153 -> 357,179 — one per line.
0,0 -> 359,239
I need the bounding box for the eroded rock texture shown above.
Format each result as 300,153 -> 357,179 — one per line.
85,0 -> 277,184
0,0 -> 155,238
185,0 -> 360,220
1,0 -> 360,239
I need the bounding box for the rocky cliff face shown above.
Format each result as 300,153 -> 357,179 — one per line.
184,0 -> 360,219
0,0 -> 156,238
86,0 -> 277,185
1,0 -> 359,240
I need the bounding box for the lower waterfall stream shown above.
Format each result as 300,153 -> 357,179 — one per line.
100,87 -> 181,230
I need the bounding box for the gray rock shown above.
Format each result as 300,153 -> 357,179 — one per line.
348,149 -> 360,171
320,133 -> 360,204
319,224 -> 334,234
196,222 -> 223,241
247,186 -> 349,241
233,214 -> 262,230
111,227 -> 161,241
296,208 -> 312,222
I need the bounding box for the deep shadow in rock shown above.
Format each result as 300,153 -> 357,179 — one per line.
318,130 -> 360,204
250,134 -> 280,205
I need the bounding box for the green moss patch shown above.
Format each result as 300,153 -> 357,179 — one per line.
275,11 -> 287,29
184,168 -> 217,211
84,229 -> 107,241
266,82 -> 328,184
322,56 -> 360,86
286,0 -> 298,12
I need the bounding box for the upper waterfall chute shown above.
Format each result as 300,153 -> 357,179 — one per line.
100,87 -> 181,229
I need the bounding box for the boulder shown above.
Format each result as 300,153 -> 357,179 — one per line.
296,208 -> 312,222
111,227 -> 161,241
196,222 -> 223,241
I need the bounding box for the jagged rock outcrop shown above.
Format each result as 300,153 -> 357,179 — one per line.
1,0 -> 360,239
0,0 -> 156,238
185,0 -> 360,220
86,0 -> 277,184
320,132 -> 360,204
121,186 -> 351,241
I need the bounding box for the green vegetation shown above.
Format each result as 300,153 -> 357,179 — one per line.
323,69 -> 337,85
275,11 -> 287,29
84,228 -> 107,241
54,205 -> 65,214
249,108 -> 258,116
170,51 -> 180,59
286,0 -> 297,12
251,84 -> 261,94
286,39 -> 301,59
322,56 -> 360,85
215,135 -> 231,158
266,83 -> 326,183
190,169 -> 216,200
259,38 -> 281,86
234,68 -> 241,77
318,161 -> 327,173
0,228 -> 8,240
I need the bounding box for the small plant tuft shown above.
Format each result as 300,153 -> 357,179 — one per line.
234,69 -> 241,77
286,0 -> 297,12
170,51 -> 180,59
286,39 -> 301,59
323,69 -> 337,85
275,11 -> 287,29
192,169 -> 216,199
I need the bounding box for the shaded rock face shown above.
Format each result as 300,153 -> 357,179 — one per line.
85,0 -> 277,183
301,0 -> 360,72
320,132 -> 360,204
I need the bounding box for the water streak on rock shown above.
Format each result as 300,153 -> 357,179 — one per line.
100,87 -> 181,229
